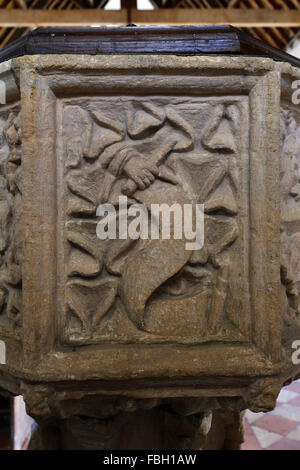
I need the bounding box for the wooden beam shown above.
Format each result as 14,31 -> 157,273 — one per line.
121,0 -> 137,24
0,9 -> 127,26
0,8 -> 299,27
227,0 -> 240,7
131,9 -> 300,27
239,0 -> 288,49
14,0 -> 27,8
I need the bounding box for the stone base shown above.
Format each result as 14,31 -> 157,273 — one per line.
29,403 -> 244,450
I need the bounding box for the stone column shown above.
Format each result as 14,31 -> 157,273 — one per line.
0,27 -> 299,450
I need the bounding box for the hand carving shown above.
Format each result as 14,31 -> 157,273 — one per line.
122,150 -> 159,191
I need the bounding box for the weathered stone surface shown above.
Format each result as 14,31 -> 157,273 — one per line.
0,52 -> 299,449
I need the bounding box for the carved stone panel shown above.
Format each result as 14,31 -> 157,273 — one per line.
0,108 -> 22,335
9,55 -> 280,385
61,97 -> 248,346
280,107 -> 300,315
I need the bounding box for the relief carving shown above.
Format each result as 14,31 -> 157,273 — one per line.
0,50 -> 295,450
0,109 -> 22,330
280,109 -> 300,328
61,98 -> 247,344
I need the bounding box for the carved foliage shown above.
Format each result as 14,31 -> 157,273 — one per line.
0,109 -> 22,330
60,98 -> 248,345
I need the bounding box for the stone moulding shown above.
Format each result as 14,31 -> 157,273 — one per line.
0,52 -> 299,419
